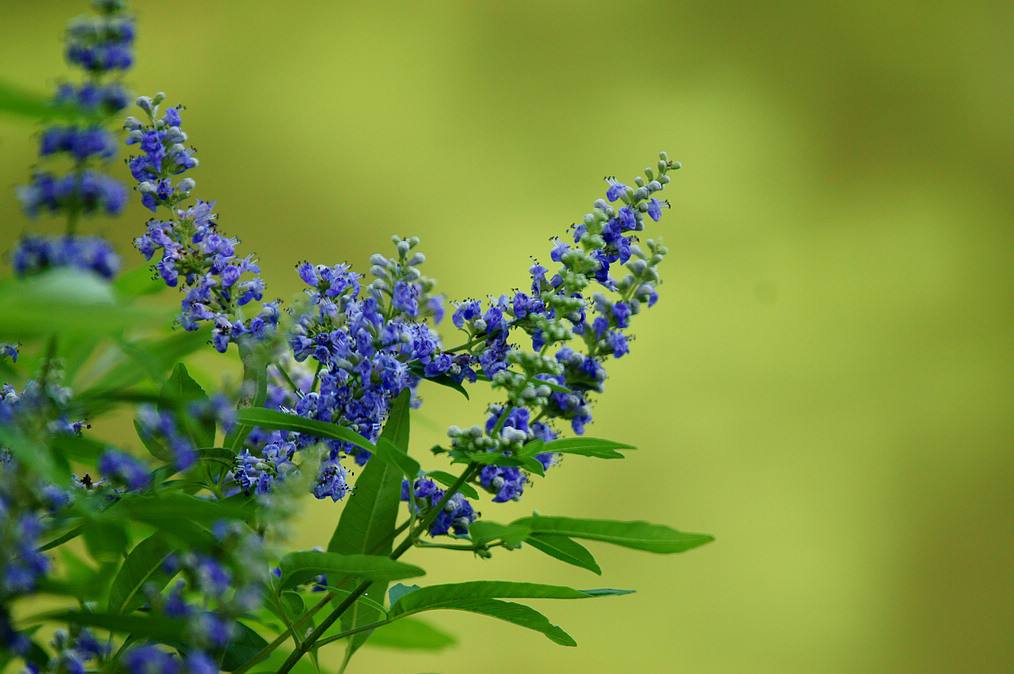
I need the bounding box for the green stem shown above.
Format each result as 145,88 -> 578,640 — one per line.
273,464 -> 479,674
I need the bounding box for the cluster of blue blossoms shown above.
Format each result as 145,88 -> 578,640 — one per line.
15,0 -> 133,271
126,96 -> 278,352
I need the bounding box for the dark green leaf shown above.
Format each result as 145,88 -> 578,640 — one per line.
389,581 -> 624,616
363,617 -> 457,651
453,450 -> 545,476
51,433 -> 108,463
525,534 -> 601,575
332,389 -> 412,658
161,363 -> 214,447
234,408 -> 374,452
512,515 -> 715,553
522,437 -> 636,460
46,611 -> 184,642
398,598 -> 576,646
83,520 -> 129,562
373,437 -> 420,479
409,362 -> 469,400
468,521 -> 531,547
275,551 -> 424,591
108,533 -> 176,613
426,470 -> 479,500
219,620 -> 269,670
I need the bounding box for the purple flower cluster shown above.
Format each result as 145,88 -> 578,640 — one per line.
12,234 -> 120,279
18,171 -> 127,220
284,237 -> 445,473
440,153 -> 678,514
120,523 -> 266,674
15,0 -> 134,281
401,477 -> 477,536
65,1 -> 135,73
127,97 -> 277,352
98,449 -> 150,491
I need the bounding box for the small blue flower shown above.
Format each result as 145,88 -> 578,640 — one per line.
98,449 -> 150,491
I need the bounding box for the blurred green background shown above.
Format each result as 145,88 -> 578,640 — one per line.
2,1 -> 1013,672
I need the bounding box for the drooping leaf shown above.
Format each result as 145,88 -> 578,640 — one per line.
234,407 -> 374,452
525,533 -> 601,575
398,598 -> 576,646
275,551 -> 424,591
107,533 -> 176,614
512,515 -> 715,553
362,617 -> 457,651
409,362 -> 469,399
425,470 -> 479,499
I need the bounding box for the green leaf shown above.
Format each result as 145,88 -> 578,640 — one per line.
454,450 -> 545,476
512,515 -> 715,553
468,521 -> 531,547
0,269 -> 161,338
107,533 -> 176,614
114,264 -> 165,300
234,407 -> 374,452
82,327 -> 212,397
525,534 -> 601,575
409,362 -> 469,400
161,363 -> 214,447
0,79 -> 87,120
426,470 -> 479,499
50,433 -> 108,463
399,598 -> 576,646
219,620 -> 269,670
522,437 -> 636,460
373,437 -> 421,479
363,617 -> 457,651
0,426 -> 65,485
331,388 -> 412,659
389,582 -> 623,616
83,520 -> 129,562
46,611 -> 184,643
275,551 -> 424,591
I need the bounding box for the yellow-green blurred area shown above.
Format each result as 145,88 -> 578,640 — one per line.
2,0 -> 1013,672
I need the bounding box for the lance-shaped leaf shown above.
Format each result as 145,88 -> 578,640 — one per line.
331,389 -> 412,657
521,437 -> 636,460
525,533 -> 602,575
275,551 -> 424,591
389,581 -> 631,617
107,533 -> 176,614
372,436 -> 420,480
234,407 -> 374,452
512,515 -> 715,553
426,470 -> 479,499
468,521 -> 531,547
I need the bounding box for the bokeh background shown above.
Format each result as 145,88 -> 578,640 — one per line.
2,1 -> 1013,672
